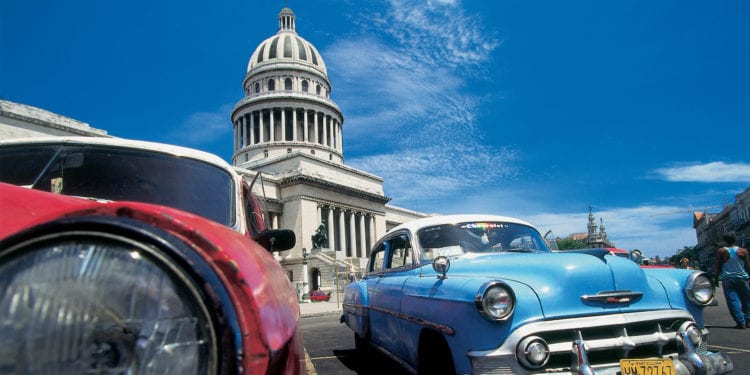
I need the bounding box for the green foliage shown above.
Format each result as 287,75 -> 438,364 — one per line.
556,238 -> 588,250
669,246 -> 698,266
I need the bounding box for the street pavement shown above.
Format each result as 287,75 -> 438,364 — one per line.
300,299 -> 343,318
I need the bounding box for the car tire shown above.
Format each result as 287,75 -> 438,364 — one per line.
354,332 -> 371,357
417,330 -> 455,375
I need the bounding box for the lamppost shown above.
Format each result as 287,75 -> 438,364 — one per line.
301,247 -> 310,302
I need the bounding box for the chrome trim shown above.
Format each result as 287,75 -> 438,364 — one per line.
580,290 -> 643,305
348,303 -> 454,335
685,271 -> 716,306
474,281 -> 516,321
468,310 -> 697,374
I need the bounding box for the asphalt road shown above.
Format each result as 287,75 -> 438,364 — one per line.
301,286 -> 750,374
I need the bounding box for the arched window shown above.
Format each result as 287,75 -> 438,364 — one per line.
301,80 -> 308,92
316,85 -> 321,95
287,148 -> 292,154
255,82 -> 260,93
285,78 -> 292,90
268,79 -> 275,91
264,150 -> 269,158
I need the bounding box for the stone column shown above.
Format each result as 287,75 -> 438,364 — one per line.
303,110 -> 309,142
327,207 -> 334,249
323,115 -> 329,147
280,108 -> 286,142
339,209 -> 346,255
313,111 -> 319,144
292,108 -> 298,141
369,215 -> 376,257
268,108 -> 276,142
349,211 -> 356,257
358,213 -> 367,258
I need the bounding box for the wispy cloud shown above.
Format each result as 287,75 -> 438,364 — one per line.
326,0 -> 506,200
163,103 -> 234,146
528,205 -> 699,258
654,161 -> 750,182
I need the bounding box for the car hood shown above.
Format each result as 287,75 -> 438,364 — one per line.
447,249 -> 673,318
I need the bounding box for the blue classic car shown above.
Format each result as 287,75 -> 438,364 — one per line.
340,215 -> 733,375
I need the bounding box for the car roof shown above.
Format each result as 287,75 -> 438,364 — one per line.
389,214 -> 537,234
0,136 -> 231,170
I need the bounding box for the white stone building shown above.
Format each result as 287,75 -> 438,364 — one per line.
0,99 -> 108,139
231,7 -> 427,294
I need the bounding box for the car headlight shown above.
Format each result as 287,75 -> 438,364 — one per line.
0,230 -> 218,374
517,336 -> 550,369
475,282 -> 515,321
685,272 -> 715,306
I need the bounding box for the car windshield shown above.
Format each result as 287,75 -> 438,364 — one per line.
0,144 -> 235,226
417,221 -> 550,259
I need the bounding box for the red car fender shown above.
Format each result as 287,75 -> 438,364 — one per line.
0,182 -> 304,374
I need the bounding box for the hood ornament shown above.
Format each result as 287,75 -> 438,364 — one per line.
581,290 -> 643,304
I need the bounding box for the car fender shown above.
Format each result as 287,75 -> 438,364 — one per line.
342,279 -> 370,338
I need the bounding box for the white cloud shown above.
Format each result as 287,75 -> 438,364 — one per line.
655,161 -> 750,182
163,104 -> 233,146
528,205 -> 698,259
327,0 -> 506,199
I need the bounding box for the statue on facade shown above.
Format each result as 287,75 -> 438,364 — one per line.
311,223 -> 327,249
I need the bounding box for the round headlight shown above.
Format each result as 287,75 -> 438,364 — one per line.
517,336 -> 550,369
686,273 -> 715,306
0,232 -> 217,374
475,283 -> 515,321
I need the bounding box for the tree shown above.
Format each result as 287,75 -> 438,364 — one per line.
669,246 -> 698,266
556,238 -> 588,250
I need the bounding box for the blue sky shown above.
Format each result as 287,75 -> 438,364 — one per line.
2,0 -> 749,259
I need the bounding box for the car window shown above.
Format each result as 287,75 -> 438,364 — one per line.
369,233 -> 414,273
0,144 -> 236,227
388,234 -> 413,269
417,221 -> 550,256
370,243 -> 387,273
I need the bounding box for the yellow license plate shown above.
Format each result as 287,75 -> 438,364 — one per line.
620,358 -> 675,375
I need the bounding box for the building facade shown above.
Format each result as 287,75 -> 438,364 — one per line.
0,99 -> 108,139
231,7 -> 427,297
693,187 -> 750,273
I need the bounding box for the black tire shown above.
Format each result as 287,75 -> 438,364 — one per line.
354,332 -> 372,357
417,330 -> 455,375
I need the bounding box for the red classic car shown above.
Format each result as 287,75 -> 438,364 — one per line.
310,290 -> 332,302
0,137 -> 305,374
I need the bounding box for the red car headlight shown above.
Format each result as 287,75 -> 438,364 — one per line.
0,227 -> 219,374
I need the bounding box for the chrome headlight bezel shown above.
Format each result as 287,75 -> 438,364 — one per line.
685,272 -> 715,306
474,281 -> 515,321
516,336 -> 550,369
0,216 -> 240,374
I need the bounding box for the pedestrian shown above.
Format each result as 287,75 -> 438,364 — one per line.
679,258 -> 693,269
713,234 -> 750,329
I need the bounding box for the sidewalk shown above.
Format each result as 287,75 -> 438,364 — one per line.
299,299 -> 343,318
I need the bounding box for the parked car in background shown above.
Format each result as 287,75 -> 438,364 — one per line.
310,290 -> 332,302
341,214 -> 732,375
0,137 -> 303,374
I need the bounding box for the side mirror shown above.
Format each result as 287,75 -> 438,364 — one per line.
255,229 -> 296,252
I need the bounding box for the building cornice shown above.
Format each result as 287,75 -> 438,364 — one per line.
279,173 -> 390,204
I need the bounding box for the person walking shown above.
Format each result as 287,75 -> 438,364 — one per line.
713,234 -> 750,329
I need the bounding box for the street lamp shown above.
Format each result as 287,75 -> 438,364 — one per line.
301,248 -> 310,302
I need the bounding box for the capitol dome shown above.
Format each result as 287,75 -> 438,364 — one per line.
247,7 -> 327,76
232,7 -> 344,167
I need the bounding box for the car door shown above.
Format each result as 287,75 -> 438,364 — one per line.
368,231 -> 417,356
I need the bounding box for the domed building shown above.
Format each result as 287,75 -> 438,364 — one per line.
231,7 -> 426,297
